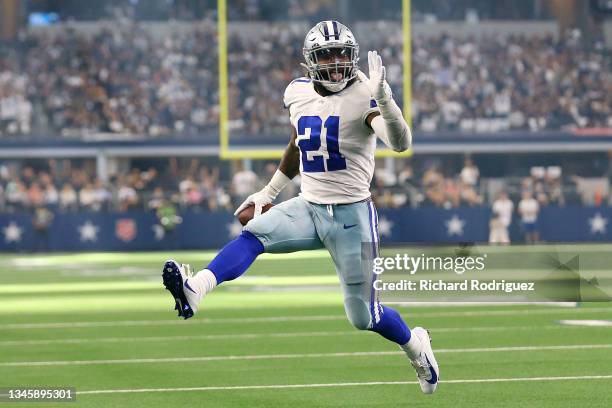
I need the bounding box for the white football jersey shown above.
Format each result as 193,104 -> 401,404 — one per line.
283,77 -> 379,204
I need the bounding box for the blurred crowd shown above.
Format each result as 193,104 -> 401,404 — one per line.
372,157 -> 591,210
1,22 -> 609,138
410,32 -> 611,132
221,25 -> 612,135
0,159 -> 239,214
0,156 -> 604,215
372,158 -> 484,209
28,0 -> 549,23
0,24 -> 219,137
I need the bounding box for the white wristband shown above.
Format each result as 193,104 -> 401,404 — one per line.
265,170 -> 292,199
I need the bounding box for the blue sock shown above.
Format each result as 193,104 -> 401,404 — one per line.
207,231 -> 264,284
369,305 -> 411,345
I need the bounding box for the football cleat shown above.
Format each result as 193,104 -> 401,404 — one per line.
408,327 -> 439,394
162,260 -> 196,319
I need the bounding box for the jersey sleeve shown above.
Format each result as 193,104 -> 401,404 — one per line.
361,98 -> 381,129
356,78 -> 381,129
283,77 -> 312,109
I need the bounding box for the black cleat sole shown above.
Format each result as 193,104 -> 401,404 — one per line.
162,260 -> 194,319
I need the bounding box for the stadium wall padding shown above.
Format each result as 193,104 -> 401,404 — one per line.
1,206 -> 611,251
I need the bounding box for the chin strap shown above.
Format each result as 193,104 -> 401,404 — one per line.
300,63 -> 350,93
321,81 -> 347,92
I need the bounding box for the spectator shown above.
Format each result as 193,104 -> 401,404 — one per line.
59,183 -> 78,212
459,181 -> 483,206
518,190 -> 540,243
93,179 -> 112,211
460,158 -> 479,187
28,182 -> 45,208
148,187 -> 166,210
32,206 -> 54,251
422,165 -> 445,206
79,183 -> 98,211
117,180 -> 139,211
490,191 -> 513,244
5,179 -> 28,211
232,163 -> 258,203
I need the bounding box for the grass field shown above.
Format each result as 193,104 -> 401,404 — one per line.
0,247 -> 611,407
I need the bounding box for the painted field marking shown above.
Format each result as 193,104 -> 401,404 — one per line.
2,306 -> 610,330
77,375 -> 612,395
1,324 -> 605,347
557,320 -> 612,327
2,344 -> 611,367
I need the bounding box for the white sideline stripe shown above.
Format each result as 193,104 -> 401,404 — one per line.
391,302 -> 578,307
557,320 -> 612,327
77,375 -> 612,395
0,324 -> 598,347
2,344 -> 610,367
2,307 -> 610,330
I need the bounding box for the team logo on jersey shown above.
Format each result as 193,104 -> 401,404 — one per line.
116,219 -> 137,242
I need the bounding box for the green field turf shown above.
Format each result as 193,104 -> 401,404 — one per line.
0,247 -> 611,407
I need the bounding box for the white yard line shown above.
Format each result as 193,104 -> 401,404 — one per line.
557,320 -> 612,327
2,344 -> 610,367
0,324 -> 598,347
390,302 -> 578,307
77,375 -> 612,395
2,306 -> 610,330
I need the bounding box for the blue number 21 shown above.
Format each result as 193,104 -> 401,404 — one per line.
297,115 -> 346,173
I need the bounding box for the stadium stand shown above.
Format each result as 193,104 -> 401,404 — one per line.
1,21 -> 609,138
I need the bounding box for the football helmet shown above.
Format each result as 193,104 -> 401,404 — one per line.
302,20 -> 359,93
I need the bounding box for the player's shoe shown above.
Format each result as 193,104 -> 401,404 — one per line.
408,327 -> 439,394
162,259 -> 199,319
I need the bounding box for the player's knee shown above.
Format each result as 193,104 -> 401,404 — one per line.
343,296 -> 371,330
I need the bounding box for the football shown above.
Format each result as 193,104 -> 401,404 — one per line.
237,203 -> 274,226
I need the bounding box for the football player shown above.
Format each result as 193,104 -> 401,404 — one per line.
162,20 -> 439,394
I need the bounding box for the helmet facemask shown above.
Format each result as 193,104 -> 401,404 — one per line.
303,44 -> 359,93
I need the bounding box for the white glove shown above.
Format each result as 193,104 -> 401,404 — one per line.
233,170 -> 291,218
357,50 -> 392,103
358,51 -> 411,152
233,188 -> 275,218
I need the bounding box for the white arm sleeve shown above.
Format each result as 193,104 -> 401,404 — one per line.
370,98 -> 412,152
265,169 -> 292,199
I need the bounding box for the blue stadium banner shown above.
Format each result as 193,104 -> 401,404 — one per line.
1,207 -> 612,252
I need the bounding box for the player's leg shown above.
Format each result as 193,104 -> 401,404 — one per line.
162,196 -> 323,318
317,200 -> 439,393
313,201 -> 411,340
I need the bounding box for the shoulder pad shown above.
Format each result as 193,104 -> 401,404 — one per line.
283,77 -> 312,109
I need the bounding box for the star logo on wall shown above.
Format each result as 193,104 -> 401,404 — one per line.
78,221 -> 99,242
445,215 -> 465,236
3,222 -> 23,243
377,216 -> 394,237
588,213 -> 608,234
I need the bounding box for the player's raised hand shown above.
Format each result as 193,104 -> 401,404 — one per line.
357,50 -> 391,102
233,188 -> 274,218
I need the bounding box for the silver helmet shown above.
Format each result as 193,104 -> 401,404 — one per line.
302,20 -> 359,93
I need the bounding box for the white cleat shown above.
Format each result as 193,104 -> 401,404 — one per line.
162,259 -> 202,319
409,327 -> 439,394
